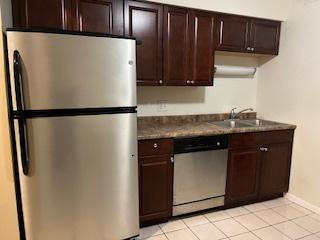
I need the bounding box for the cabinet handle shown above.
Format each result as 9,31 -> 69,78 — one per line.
153,143 -> 158,148
191,80 -> 195,84
251,47 -> 255,52
247,47 -> 251,51
170,156 -> 174,163
159,80 -> 163,84
260,147 -> 269,152
186,80 -> 191,84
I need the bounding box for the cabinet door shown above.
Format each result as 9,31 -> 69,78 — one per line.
189,10 -> 215,86
125,1 -> 163,86
163,6 -> 190,86
216,15 -> 250,53
139,155 -> 173,225
74,0 -> 123,35
12,0 -> 73,30
226,147 -> 261,205
259,142 -> 292,198
249,19 -> 281,55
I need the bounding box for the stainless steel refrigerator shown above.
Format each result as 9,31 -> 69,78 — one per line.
7,29 -> 139,240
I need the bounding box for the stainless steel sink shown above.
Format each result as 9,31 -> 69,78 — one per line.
241,119 -> 280,127
211,119 -> 279,129
211,120 -> 252,128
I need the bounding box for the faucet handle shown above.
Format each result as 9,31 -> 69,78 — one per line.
230,108 -> 237,119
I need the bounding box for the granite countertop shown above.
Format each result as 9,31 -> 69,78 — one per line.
137,113 -> 296,140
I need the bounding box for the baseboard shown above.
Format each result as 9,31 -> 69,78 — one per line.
285,193 -> 320,215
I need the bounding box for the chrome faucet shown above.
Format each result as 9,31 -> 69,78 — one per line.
229,108 -> 254,120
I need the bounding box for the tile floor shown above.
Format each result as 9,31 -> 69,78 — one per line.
138,198 -> 320,240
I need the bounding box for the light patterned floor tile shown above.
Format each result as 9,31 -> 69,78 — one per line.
262,198 -> 291,208
159,220 -> 187,233
317,232 -> 320,237
293,216 -> 320,233
274,221 -> 311,239
205,211 -> 231,222
244,203 -> 269,212
225,207 -> 250,217
289,203 -> 313,215
229,232 -> 260,240
299,235 -> 320,240
234,213 -> 269,230
273,204 -> 306,219
253,226 -> 290,240
145,235 -> 168,240
190,223 -> 226,240
139,225 -> 163,239
165,228 -> 198,240
310,214 -> 320,222
254,209 -> 287,225
182,215 -> 209,227
214,218 -> 248,237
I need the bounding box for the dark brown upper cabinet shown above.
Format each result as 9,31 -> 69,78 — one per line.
215,15 -> 250,53
74,0 -> 124,35
12,0 -> 74,30
189,10 -> 215,86
249,19 -> 281,55
125,0 -> 163,86
163,7 -> 215,86
163,6 -> 190,86
216,14 -> 281,55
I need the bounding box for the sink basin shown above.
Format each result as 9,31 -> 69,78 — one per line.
211,120 -> 252,128
211,119 -> 280,129
241,119 -> 280,127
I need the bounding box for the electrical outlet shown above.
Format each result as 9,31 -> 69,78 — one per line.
157,100 -> 168,112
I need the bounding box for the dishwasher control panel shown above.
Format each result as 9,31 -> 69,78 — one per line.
174,135 -> 228,154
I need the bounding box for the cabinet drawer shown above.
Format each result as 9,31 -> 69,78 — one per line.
139,138 -> 174,157
229,130 -> 294,149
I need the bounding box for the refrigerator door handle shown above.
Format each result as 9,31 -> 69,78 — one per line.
18,118 -> 30,175
13,50 -> 25,111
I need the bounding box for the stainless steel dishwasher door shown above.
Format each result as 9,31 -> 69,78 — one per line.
173,149 -> 228,216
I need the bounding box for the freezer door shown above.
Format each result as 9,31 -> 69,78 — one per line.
14,113 -> 139,240
7,31 -> 136,110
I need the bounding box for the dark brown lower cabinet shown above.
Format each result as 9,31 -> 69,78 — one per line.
226,147 -> 261,205
226,130 -> 294,206
138,139 -> 174,226
259,142 -> 293,198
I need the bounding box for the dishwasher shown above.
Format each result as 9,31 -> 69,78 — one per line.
173,135 -> 228,216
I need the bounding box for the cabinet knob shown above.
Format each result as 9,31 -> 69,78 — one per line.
153,143 -> 158,148
186,80 -> 191,84
251,47 -> 255,52
191,80 -> 195,84
170,156 -> 174,163
247,47 -> 251,51
159,80 -> 163,84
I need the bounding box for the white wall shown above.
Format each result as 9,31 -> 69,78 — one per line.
138,54 -> 258,116
146,0 -> 292,21
256,0 -> 320,208
0,0 -> 20,239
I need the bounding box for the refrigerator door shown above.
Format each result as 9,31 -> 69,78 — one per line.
14,113 -> 139,240
7,31 -> 136,111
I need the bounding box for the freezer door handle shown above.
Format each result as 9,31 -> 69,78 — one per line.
18,118 -> 30,175
13,50 -> 25,111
